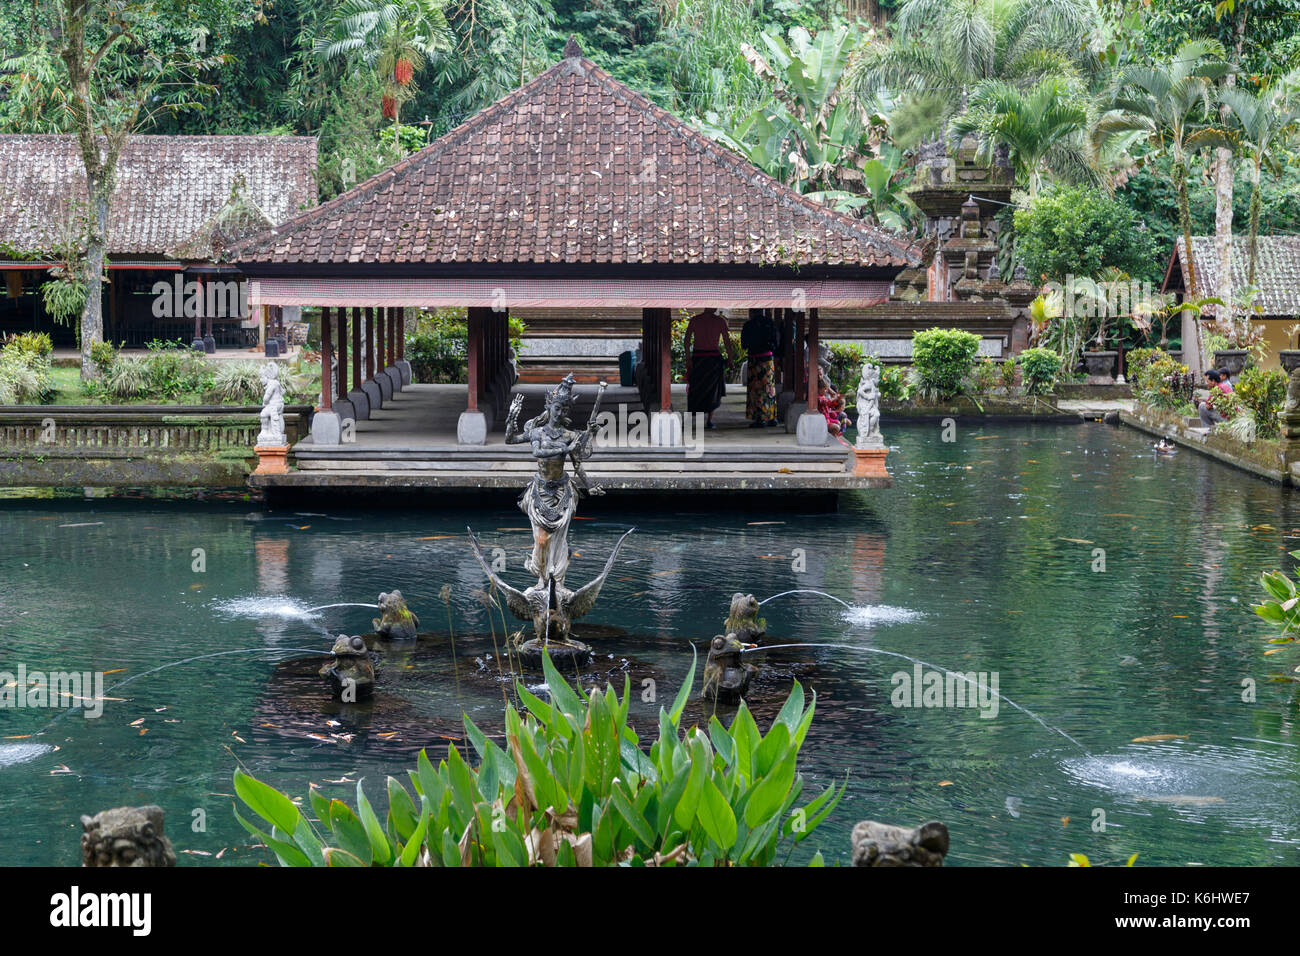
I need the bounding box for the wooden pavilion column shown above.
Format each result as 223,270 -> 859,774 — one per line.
351,307 -> 362,388
466,307 -> 488,412
319,305 -> 333,412
386,308 -> 396,367
192,275 -> 202,345
396,307 -> 405,360
336,306 -> 348,404
376,307 -> 386,378
365,307 -> 376,379
806,307 -> 820,413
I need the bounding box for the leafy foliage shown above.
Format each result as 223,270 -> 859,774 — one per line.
1017,347 -> 1063,394
1235,365 -> 1287,438
234,651 -> 844,866
1014,185 -> 1160,285
909,327 -> 981,402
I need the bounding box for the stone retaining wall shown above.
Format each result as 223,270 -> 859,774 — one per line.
1120,402 -> 1290,484
0,404 -> 312,488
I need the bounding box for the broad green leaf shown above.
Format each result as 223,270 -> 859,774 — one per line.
397,797 -> 432,867
541,649 -> 586,720
668,646 -> 698,726
324,847 -> 367,867
356,781 -> 393,865
744,748 -> 797,828
233,768 -> 302,834
329,799 -> 373,865
610,781 -> 655,850
755,722 -> 791,777
387,776 -> 419,843
697,777 -> 738,851
774,680 -> 805,733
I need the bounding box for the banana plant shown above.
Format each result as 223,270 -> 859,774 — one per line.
234,650 -> 845,866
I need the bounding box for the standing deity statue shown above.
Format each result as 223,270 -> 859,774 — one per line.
469,375 -> 632,658
503,374 -> 603,588
855,362 -> 883,449
257,362 -> 286,446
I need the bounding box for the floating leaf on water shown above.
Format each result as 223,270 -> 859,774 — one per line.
1131,733 -> 1188,743
1061,817 -> 1070,826
1057,537 -> 1093,544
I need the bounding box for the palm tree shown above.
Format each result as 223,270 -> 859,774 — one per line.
1093,39 -> 1227,299
315,0 -> 452,125
853,0 -> 1099,125
949,76 -> 1092,195
1220,72 -> 1300,284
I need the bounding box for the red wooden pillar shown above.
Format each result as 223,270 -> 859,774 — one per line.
351,307 -> 361,389
365,307 -> 376,379
336,306 -> 348,402
806,307 -> 820,413
376,306 -> 386,375
654,308 -> 672,411
320,305 -> 333,411
466,307 -> 489,412
397,307 -> 405,359
386,309 -> 396,367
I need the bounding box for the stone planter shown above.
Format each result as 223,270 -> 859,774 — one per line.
1082,350 -> 1117,384
1212,349 -> 1248,378
1167,350 -> 1183,365
1280,350 -> 1300,373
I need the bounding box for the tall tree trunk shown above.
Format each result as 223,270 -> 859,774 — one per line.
1213,147 -> 1234,328
80,176 -> 108,379
1248,159 -> 1262,286
1174,156 -> 1205,371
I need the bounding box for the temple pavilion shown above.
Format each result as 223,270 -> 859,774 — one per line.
233,38 -> 922,497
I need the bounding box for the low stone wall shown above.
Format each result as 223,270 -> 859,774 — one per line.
1121,402 -> 1290,485
0,404 -> 312,488
882,394 -> 1082,422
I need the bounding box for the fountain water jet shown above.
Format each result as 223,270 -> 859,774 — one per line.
744,642 -> 1089,754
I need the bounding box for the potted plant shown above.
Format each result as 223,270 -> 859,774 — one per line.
1074,276 -> 1116,382
1280,323 -> 1300,373
1211,286 -> 1265,378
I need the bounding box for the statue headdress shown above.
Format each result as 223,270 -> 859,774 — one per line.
546,374 -> 577,424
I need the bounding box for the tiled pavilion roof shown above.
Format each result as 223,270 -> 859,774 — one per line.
232,45 -> 920,275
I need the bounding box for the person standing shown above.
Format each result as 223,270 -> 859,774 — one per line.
741,310 -> 780,427
683,307 -> 737,429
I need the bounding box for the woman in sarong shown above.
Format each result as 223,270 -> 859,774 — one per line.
741,312 -> 780,427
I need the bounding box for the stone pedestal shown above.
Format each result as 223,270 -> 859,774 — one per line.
384,366 -> 403,393
457,409 -> 488,445
333,398 -> 355,432
253,444 -> 291,475
361,380 -> 382,411
396,359 -> 413,385
852,445 -> 889,478
795,411 -> 829,446
203,334 -> 216,354
347,388 -> 370,420
376,370 -> 394,402
311,410 -> 342,445
785,401 -> 803,434
650,410 -> 683,446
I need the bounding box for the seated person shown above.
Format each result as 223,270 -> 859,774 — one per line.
1198,369 -> 1232,427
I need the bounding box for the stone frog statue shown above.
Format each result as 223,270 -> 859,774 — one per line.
851,819 -> 950,867
702,633 -> 757,703
81,805 -> 177,867
320,634 -> 376,700
373,589 -> 419,640
723,593 -> 765,643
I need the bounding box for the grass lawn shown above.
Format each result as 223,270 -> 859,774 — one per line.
37,362 -> 321,406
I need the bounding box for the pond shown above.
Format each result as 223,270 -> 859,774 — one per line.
1,420 -> 1298,866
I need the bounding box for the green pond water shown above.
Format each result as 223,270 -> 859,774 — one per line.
2,421 -> 1299,866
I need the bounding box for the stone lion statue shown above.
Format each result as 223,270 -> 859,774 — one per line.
81,805 -> 177,867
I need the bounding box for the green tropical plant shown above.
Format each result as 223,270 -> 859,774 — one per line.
1017,346 -> 1063,394
853,0 -> 1098,127
1235,365 -> 1287,438
315,0 -> 453,125
233,652 -> 845,866
697,23 -> 904,224
951,76 -> 1093,194
1013,185 -> 1159,283
1094,39 -> 1228,301
209,361 -> 265,404
1253,552 -> 1300,669
104,355 -> 148,400
910,327 -> 981,401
